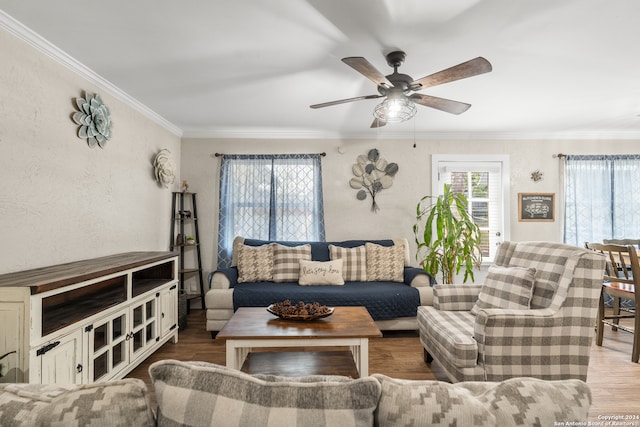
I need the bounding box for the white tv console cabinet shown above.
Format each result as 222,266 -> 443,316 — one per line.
0,252 -> 179,384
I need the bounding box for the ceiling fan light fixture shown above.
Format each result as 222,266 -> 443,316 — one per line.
373,95 -> 416,123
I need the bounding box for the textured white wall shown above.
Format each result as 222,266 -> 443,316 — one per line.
181,137 -> 640,282
0,28 -> 180,274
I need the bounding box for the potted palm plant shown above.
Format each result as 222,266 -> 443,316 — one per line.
413,183 -> 483,284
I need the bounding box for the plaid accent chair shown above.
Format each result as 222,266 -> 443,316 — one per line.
417,241 -> 606,382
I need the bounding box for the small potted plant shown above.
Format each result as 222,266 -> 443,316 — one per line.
185,235 -> 196,245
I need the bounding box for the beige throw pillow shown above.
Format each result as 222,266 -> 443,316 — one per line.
236,244 -> 274,283
365,243 -> 405,282
298,259 -> 345,285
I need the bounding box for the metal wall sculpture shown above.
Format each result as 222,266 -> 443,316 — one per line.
72,92 -> 112,148
349,149 -> 399,212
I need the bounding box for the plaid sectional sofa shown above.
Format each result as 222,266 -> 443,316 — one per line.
418,241 -> 606,382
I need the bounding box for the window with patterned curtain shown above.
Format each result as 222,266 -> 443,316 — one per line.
216,154 -> 326,268
564,154 -> 640,247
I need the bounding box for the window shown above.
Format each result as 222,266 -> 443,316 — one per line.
216,154 -> 325,268
564,155 -> 640,246
432,155 -> 510,262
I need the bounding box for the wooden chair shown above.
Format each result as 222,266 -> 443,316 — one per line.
603,238 -> 640,248
593,240 -> 637,329
585,242 -> 640,363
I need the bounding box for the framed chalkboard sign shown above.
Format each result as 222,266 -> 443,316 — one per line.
518,193 -> 555,222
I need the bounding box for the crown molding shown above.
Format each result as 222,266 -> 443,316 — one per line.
0,10 -> 183,137
182,127 -> 640,141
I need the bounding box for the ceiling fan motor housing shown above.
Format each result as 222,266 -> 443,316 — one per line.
385,50 -> 406,68
379,51 -> 416,94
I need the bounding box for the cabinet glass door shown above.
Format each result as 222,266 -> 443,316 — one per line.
89,311 -> 128,382
130,295 -> 158,360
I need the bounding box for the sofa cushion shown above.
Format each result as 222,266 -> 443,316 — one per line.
298,259 -> 345,285
471,265 -> 536,315
329,244 -> 367,281
272,243 -> 311,282
233,281 -> 420,320
149,360 -> 381,427
372,375 -> 591,427
417,306 -> 478,368
0,379 -> 154,427
365,242 -> 404,282
237,243 -> 274,283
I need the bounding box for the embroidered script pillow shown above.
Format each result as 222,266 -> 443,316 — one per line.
298,259 -> 345,286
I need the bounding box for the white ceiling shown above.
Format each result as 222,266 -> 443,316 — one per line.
1,0 -> 640,140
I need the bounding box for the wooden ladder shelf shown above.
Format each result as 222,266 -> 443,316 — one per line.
170,192 -> 205,310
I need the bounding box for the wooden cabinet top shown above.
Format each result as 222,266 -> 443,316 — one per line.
0,251 -> 177,294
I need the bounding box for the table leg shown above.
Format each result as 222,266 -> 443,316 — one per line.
225,341 -> 250,370
359,338 -> 369,377
350,338 -> 368,377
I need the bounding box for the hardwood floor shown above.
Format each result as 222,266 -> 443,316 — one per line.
127,309 -> 640,421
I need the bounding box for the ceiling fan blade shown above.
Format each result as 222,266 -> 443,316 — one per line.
310,94 -> 383,109
342,57 -> 393,88
411,57 -> 492,90
409,93 -> 471,115
370,118 -> 386,128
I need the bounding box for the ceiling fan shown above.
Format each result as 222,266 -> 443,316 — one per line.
310,51 -> 492,128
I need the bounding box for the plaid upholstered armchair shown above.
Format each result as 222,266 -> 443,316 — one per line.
417,241 -> 606,382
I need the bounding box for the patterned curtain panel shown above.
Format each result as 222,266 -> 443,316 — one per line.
217,154 -> 326,268
564,155 -> 640,246
564,154 -> 640,246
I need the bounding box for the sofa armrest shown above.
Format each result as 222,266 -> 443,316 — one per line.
472,307 -> 570,367
433,284 -> 482,311
404,267 -> 436,287
208,267 -> 238,290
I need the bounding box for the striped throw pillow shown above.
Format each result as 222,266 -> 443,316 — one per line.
149,360 -> 381,427
272,243 -> 312,282
470,265 -> 536,315
329,244 -> 367,282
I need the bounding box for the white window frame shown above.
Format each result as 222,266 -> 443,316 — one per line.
431,154 -> 510,263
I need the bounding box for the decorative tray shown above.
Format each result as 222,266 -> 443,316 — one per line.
267,302 -> 334,321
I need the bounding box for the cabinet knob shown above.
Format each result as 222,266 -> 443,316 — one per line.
76,364 -> 83,373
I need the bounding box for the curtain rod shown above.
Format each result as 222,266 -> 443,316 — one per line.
552,153 -> 566,158
212,152 -> 326,158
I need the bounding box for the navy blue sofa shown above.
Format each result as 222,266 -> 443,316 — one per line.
205,237 -> 436,333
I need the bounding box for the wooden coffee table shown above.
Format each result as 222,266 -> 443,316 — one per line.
216,306 -> 382,377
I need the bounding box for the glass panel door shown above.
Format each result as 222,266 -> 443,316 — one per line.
88,310 -> 128,382
129,295 -> 158,360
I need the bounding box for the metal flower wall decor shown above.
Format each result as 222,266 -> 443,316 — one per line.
72,92 -> 112,148
153,148 -> 176,188
349,149 -> 399,213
